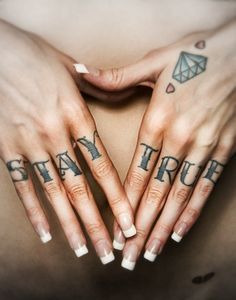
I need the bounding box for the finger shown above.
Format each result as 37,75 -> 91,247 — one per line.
143,149 -> 208,263
49,137 -> 115,265
3,154 -> 51,243
74,50 -> 168,92
68,107 -> 136,239
113,117 -> 162,250
172,136 -> 235,243
61,54 -> 138,103
28,149 -> 89,258
122,137 -> 187,270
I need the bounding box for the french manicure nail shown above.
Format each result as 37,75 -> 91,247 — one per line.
144,239 -> 162,262
69,233 -> 88,258
121,244 -> 138,271
119,213 -> 136,238
171,222 -> 187,243
36,223 -> 52,244
95,240 -> 115,265
113,228 -> 126,250
74,245 -> 89,258
73,63 -> 100,76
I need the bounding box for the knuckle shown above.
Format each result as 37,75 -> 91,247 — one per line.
86,222 -> 104,236
27,206 -> 41,220
146,186 -> 164,206
16,182 -> 31,196
92,158 -> 113,180
68,183 -> 89,205
186,207 -> 200,220
126,170 -> 146,190
44,181 -> 63,199
198,181 -> 213,198
158,223 -> 172,235
105,68 -> 124,89
142,113 -> 166,137
173,187 -> 189,205
168,119 -> 193,148
216,140 -> 234,159
110,197 -> 123,207
135,228 -> 147,239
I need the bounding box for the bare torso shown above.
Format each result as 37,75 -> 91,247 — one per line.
0,1 -> 235,299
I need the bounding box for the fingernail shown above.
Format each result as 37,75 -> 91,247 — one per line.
121,244 -> 139,271
68,232 -> 88,258
144,239 -> 162,262
118,213 -> 136,238
113,228 -> 125,250
73,63 -> 99,76
36,223 -> 52,244
171,222 -> 187,243
95,240 -> 115,265
74,245 -> 89,258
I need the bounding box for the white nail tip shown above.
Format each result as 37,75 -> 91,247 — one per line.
144,250 -> 157,262
74,245 -> 89,257
73,63 -> 89,74
121,258 -> 136,271
100,252 -> 115,265
171,232 -> 183,243
113,240 -> 125,251
40,232 -> 52,244
123,224 -> 136,238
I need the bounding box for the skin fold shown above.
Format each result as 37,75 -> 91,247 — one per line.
0,0 -> 235,299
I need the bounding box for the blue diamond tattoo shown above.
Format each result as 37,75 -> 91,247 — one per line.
172,51 -> 208,84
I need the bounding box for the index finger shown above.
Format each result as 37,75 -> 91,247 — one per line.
68,102 -> 136,238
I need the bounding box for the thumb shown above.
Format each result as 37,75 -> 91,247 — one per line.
74,50 -> 167,92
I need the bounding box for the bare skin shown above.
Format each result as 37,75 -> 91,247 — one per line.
84,20 -> 236,269
0,0 -> 235,299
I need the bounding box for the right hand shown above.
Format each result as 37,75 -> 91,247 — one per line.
0,19 -> 136,264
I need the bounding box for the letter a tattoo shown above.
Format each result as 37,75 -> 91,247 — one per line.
56,151 -> 82,180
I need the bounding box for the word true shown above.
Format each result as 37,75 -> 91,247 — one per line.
138,143 -> 224,185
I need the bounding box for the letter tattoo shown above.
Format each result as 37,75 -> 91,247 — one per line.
180,161 -> 202,187
77,130 -> 101,160
138,143 -> 158,171
56,151 -> 82,180
155,156 -> 179,184
203,159 -> 224,184
6,159 -> 28,182
33,160 -> 53,183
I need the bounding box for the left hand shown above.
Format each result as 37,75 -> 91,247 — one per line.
81,20 -> 236,270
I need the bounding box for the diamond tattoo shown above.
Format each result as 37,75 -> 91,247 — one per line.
172,51 -> 208,84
